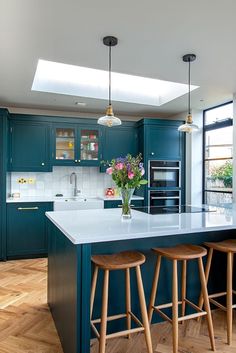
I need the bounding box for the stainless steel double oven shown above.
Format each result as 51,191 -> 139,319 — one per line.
148,160 -> 181,213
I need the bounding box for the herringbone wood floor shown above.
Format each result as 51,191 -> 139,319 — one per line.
0,258 -> 236,353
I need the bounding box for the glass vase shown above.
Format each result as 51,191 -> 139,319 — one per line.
120,188 -> 135,220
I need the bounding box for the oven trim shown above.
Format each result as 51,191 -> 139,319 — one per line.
148,159 -> 181,188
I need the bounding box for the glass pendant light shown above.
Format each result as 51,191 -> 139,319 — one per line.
178,54 -> 199,133
97,36 -> 121,127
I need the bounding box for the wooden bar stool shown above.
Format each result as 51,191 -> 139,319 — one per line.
148,244 -> 215,353
198,239 -> 236,345
90,251 -> 153,353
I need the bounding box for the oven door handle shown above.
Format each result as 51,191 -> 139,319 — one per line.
150,196 -> 180,200
151,167 -> 180,170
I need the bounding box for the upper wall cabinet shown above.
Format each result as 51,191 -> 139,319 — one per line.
138,120 -> 184,161
101,124 -> 138,171
9,120 -> 51,172
52,124 -> 101,167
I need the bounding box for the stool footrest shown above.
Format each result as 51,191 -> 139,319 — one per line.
91,311 -> 144,340
152,298 -> 207,324
106,327 -> 144,340
209,298 -> 236,311
92,313 -> 126,324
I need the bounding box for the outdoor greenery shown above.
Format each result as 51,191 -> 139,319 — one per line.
211,160 -> 233,188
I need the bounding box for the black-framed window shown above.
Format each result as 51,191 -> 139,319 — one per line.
203,102 -> 233,206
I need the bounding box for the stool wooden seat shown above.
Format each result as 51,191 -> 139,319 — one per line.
204,239 -> 236,253
148,244 -> 215,353
153,244 -> 207,260
90,251 -> 153,353
198,239 -> 236,345
91,251 -> 145,270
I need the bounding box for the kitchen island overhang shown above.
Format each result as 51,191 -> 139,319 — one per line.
46,208 -> 236,353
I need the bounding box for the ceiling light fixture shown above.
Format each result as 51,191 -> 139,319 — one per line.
75,101 -> 86,106
178,54 -> 199,133
97,36 -> 121,127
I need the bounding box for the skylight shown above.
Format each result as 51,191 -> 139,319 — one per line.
32,59 -> 199,106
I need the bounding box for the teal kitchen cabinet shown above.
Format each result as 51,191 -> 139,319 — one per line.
139,119 -> 184,160
101,123 -> 138,171
9,120 -> 51,171
104,199 -> 143,208
7,202 -> 53,259
52,124 -> 101,167
0,109 -> 8,261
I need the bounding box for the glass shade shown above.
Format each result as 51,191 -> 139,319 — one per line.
97,105 -> 122,127
178,122 -> 199,133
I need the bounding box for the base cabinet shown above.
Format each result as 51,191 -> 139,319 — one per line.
7,202 -> 53,259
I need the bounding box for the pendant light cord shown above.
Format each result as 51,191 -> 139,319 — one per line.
188,59 -> 191,115
108,44 -> 111,106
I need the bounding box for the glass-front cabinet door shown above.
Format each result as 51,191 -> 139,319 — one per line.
53,125 -> 78,165
52,124 -> 101,166
79,128 -> 100,165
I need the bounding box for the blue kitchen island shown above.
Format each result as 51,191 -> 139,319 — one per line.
46,207 -> 236,353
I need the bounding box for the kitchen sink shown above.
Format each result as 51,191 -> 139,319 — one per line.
53,197 -> 104,211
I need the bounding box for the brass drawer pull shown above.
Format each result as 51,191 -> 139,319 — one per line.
17,207 -> 39,211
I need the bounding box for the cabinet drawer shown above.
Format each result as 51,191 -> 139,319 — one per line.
7,202 -> 53,258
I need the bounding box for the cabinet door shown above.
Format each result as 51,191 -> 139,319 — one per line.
7,202 -> 53,258
9,121 -> 51,171
79,127 -> 101,166
102,126 -> 138,169
147,125 -> 182,160
53,125 -> 79,166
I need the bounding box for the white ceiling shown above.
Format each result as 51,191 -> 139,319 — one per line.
0,0 -> 236,118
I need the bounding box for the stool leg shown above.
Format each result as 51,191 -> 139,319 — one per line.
125,268 -> 131,338
99,269 -> 109,353
90,265 -> 98,319
172,259 -> 178,353
181,260 -> 187,323
198,257 -> 215,351
226,252 -> 233,345
135,265 -> 153,353
198,247 -> 213,320
148,255 -> 162,323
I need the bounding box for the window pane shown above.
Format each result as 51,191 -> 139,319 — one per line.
205,103 -> 233,125
204,107 -> 233,206
205,191 -> 232,206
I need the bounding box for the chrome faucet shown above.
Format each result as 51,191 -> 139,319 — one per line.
70,172 -> 80,197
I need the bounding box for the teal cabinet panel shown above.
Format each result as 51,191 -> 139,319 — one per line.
101,125 -> 138,172
9,121 -> 51,171
104,199 -> 143,209
7,202 -> 53,258
0,109 -> 8,261
147,125 -> 182,160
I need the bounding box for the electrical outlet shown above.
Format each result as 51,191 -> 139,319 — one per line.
28,178 -> 35,184
17,178 -> 27,184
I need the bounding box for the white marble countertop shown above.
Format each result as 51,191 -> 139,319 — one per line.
45,206 -> 236,245
6,195 -> 144,203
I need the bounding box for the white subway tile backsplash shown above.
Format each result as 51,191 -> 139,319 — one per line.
8,166 -> 115,198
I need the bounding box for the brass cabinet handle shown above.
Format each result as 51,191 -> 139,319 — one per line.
17,207 -> 39,211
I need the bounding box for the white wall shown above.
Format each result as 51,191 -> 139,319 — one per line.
171,110 -> 203,205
